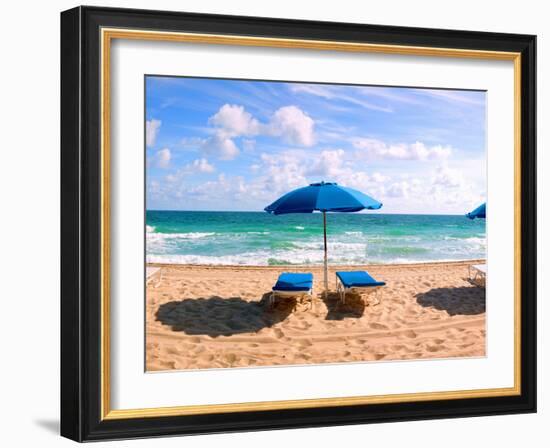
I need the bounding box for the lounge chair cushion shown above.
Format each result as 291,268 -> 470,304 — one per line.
336,271 -> 385,288
273,273 -> 313,292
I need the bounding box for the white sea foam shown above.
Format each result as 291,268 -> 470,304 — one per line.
146,249 -> 484,266
464,237 -> 486,245
291,241 -> 367,251
147,252 -> 272,266
147,241 -> 371,266
147,232 -> 216,241
144,216 -> 486,265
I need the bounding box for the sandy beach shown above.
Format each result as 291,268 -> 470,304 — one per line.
146,261 -> 486,371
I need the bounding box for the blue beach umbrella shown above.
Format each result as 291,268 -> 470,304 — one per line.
466,203 -> 486,220
265,181 -> 382,293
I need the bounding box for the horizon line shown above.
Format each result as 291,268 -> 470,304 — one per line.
145,209 -> 469,217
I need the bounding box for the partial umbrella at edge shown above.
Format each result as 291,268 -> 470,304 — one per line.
466,203 -> 486,220
264,182 -> 382,293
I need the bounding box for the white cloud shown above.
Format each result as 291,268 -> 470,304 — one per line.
209,104 -> 260,137
254,148 -> 391,200
188,173 -> 248,200
201,134 -> 240,160
146,119 -> 161,147
268,106 -> 315,146
196,104 -> 316,160
306,149 -> 346,177
152,148 -> 171,168
432,164 -> 464,188
386,181 -> 410,198
258,151 -> 309,195
154,145 -> 485,212
152,143 -> 479,213
341,171 -> 375,190
289,84 -> 333,99
371,172 -> 389,183
186,104 -> 261,161
357,87 -> 422,105
148,180 -> 160,194
164,158 -> 216,186
290,84 -> 393,113
190,158 -> 215,173
413,89 -> 486,106
352,138 -> 452,161
181,133 -> 240,161
419,164 -> 485,212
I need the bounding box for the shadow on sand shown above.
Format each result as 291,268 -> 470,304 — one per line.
155,293 -> 294,337
321,291 -> 366,320
415,285 -> 486,316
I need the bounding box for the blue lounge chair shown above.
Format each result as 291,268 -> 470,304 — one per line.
271,272 -> 314,309
335,271 -> 385,305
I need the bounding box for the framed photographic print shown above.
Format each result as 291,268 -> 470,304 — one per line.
60,6 -> 537,442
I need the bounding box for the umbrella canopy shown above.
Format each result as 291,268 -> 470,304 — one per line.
466,203 -> 486,219
265,182 -> 382,293
265,181 -> 382,214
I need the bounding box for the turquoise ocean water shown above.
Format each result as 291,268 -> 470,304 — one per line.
146,211 -> 486,266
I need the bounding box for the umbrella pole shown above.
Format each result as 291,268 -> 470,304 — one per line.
323,211 -> 328,295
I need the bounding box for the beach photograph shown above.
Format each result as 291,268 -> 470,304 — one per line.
145,76 -> 487,372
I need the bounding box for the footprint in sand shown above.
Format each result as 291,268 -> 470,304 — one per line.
273,328 -> 285,339
369,322 -> 389,330
403,330 -> 417,338
426,344 -> 443,352
446,328 -> 461,338
224,353 -> 238,364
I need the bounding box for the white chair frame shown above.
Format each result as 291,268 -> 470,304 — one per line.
270,287 -> 314,311
468,264 -> 486,286
335,274 -> 383,306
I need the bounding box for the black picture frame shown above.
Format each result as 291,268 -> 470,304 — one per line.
61,5 -> 536,442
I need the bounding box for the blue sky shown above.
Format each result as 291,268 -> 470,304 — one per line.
146,76 -> 486,214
